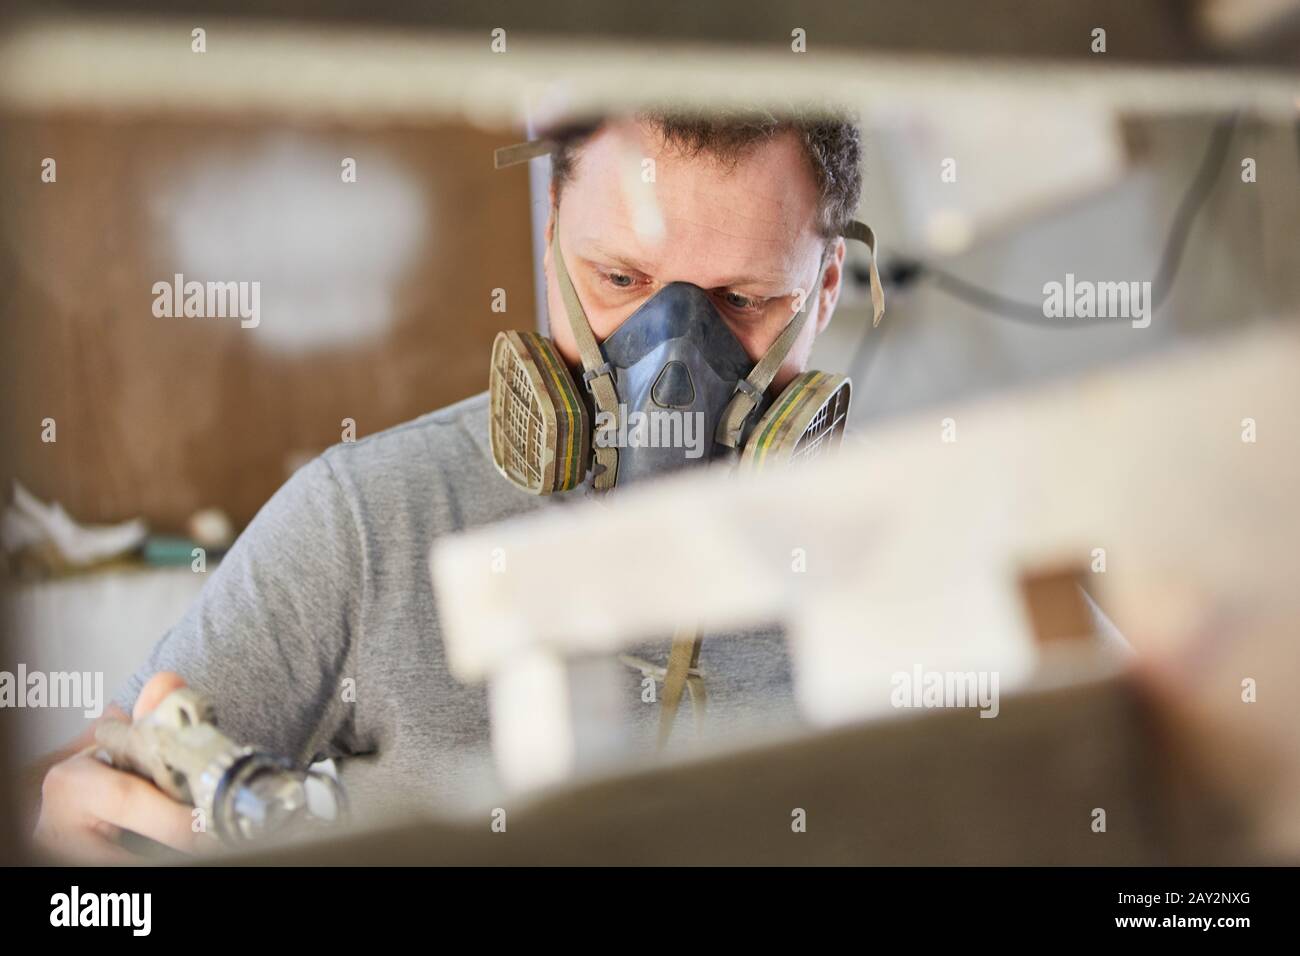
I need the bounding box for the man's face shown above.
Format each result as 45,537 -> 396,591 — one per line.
543,119 -> 845,393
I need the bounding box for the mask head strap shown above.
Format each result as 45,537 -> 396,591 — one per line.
550,210 -> 621,491
842,219 -> 885,329
715,220 -> 885,449
494,139 -> 557,169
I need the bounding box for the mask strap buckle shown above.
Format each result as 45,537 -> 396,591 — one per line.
581,362 -> 616,389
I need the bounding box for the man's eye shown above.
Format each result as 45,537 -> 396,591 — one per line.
722,291 -> 759,311
605,271 -> 634,289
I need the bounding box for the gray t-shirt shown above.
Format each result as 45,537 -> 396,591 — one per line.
115,391 -> 1130,823
113,392 -> 799,821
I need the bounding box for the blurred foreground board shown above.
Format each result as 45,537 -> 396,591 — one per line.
234,675 -> 1253,865
1,10 -> 1298,123
432,322 -> 1300,790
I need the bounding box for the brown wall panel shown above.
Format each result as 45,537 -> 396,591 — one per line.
0,112 -> 535,532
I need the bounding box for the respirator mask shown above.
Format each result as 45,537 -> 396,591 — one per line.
487,139 -> 885,496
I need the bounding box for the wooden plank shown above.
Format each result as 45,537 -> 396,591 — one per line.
431,323 -> 1300,789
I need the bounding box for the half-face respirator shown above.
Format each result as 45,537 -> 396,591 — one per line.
487,140 -> 885,496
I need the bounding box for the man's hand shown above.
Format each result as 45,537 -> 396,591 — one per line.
32,672 -> 205,863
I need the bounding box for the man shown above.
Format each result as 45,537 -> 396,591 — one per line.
31,110 -> 867,861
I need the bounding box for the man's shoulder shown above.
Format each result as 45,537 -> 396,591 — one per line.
324,392 -> 489,469
313,391 -> 537,532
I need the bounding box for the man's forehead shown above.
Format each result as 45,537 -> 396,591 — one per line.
561,120 -> 823,285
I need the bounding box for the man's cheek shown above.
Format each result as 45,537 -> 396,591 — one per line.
544,280 -> 580,364
778,330 -> 817,384
769,355 -> 806,394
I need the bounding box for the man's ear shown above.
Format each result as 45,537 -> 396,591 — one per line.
543,202 -> 558,275
545,183 -> 559,244
539,205 -> 556,340
815,237 -> 846,335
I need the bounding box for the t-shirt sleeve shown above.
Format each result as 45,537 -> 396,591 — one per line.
111,453 -> 364,767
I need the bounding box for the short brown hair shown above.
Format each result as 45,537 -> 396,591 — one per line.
548,109 -> 862,238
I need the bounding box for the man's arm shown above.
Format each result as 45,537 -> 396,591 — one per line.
109,453 -> 365,763
31,452 -> 365,861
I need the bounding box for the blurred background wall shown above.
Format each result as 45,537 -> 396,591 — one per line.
0,113 -> 534,531
6,108 -> 1299,532
821,114 -> 1300,425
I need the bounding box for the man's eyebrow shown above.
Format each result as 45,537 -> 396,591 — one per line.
577,238 -> 795,293
713,273 -> 790,293
574,240 -> 653,274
